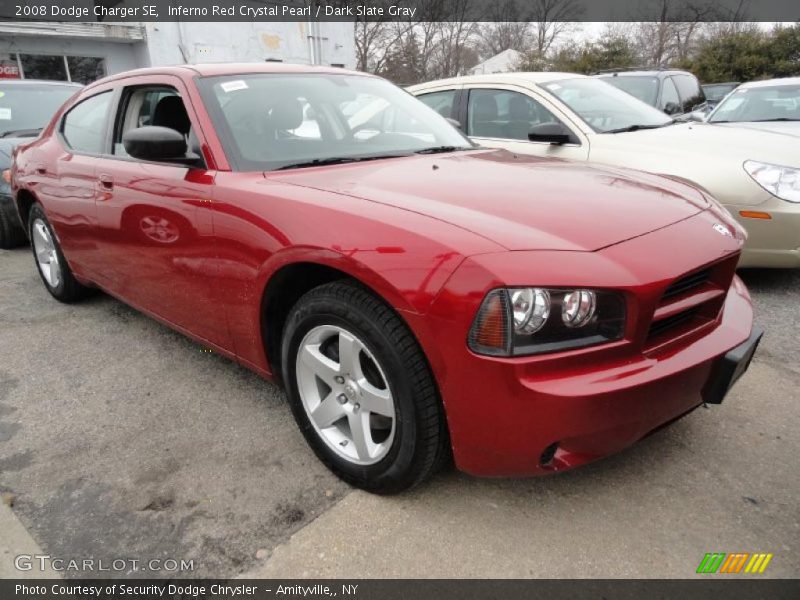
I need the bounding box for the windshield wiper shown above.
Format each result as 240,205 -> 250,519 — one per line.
274,154 -> 409,171
603,121 -> 676,134
414,145 -> 467,154
750,118 -> 800,122
0,128 -> 42,139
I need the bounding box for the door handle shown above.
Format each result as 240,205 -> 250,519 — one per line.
98,174 -> 114,190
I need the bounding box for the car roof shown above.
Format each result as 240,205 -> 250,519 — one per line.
738,77 -> 800,89
0,79 -> 82,87
411,72 -> 587,89
85,62 -> 370,90
596,70 -> 688,78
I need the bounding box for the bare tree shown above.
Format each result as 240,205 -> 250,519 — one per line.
529,0 -> 584,56
475,0 -> 534,60
354,17 -> 414,73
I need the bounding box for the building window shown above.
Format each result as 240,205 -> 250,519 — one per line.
7,52 -> 106,84
66,57 -> 106,84
20,55 -> 69,81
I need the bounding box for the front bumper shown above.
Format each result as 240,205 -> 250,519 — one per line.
430,285 -> 754,477
732,195 -> 800,268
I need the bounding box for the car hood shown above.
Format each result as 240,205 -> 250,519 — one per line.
272,150 -> 708,252
713,121 -> 800,138
598,122 -> 797,166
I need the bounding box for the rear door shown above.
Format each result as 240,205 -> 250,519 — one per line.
42,90 -> 114,272
90,76 -> 231,348
462,84 -> 589,160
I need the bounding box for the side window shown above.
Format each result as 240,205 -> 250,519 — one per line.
417,90 -> 457,119
467,88 -> 565,141
673,75 -> 705,113
114,86 -> 192,157
661,77 -> 681,115
61,91 -> 112,154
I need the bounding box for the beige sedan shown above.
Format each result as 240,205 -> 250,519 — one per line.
409,73 -> 800,268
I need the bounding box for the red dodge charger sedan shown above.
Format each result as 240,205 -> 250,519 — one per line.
11,64 -> 761,493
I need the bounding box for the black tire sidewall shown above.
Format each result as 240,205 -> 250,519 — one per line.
282,290 -> 423,491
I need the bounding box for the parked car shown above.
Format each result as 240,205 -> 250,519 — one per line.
702,81 -> 741,109
0,79 -> 81,248
410,73 -> 800,268
12,64 -> 759,493
595,68 -> 707,117
707,77 -> 800,136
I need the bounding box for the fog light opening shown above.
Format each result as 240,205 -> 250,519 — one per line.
539,442 -> 559,468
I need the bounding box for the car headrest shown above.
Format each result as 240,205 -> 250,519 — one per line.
268,98 -> 304,131
508,95 -> 531,120
152,96 -> 191,136
473,95 -> 498,121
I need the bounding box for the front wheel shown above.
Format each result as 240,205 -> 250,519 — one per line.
281,281 -> 448,494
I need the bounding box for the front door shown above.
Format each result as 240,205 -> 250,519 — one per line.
91,79 -> 230,348
463,86 -> 589,161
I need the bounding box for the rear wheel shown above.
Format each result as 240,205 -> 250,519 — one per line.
28,203 -> 92,303
281,281 -> 448,494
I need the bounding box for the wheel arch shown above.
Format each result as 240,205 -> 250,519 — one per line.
258,254 -> 429,386
14,188 -> 38,233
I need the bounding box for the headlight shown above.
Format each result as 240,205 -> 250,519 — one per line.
468,288 -> 626,356
744,160 -> 800,203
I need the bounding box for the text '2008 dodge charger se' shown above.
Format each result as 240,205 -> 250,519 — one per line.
11,64 -> 761,494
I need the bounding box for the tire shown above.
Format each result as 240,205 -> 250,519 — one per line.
281,281 -> 449,494
28,203 -> 92,303
0,202 -> 26,249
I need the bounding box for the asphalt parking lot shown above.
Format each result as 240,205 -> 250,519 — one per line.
0,246 -> 798,579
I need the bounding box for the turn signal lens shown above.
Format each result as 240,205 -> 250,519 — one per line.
562,290 -> 596,328
468,290 -> 510,355
739,210 -> 772,220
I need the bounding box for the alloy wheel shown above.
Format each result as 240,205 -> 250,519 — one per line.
295,324 -> 396,465
32,218 -> 61,289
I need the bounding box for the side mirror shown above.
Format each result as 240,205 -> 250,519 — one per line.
663,102 -> 681,116
528,122 -> 571,145
123,126 -> 197,165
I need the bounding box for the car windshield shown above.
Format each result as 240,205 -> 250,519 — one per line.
703,83 -> 739,102
708,84 -> 800,123
199,73 -> 475,171
0,83 -> 78,137
600,76 -> 660,106
541,78 -> 672,133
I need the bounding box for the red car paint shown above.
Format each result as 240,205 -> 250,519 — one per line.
12,64 -> 756,476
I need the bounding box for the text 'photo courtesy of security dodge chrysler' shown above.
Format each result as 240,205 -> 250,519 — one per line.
10,64 -> 761,494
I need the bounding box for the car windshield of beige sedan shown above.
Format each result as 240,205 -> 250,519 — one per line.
200,73 -> 475,171
708,84 -> 800,123
541,78 -> 674,133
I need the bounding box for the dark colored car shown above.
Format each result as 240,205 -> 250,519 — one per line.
0,79 -> 81,248
702,82 -> 741,108
596,69 -> 707,117
11,64 -> 759,493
